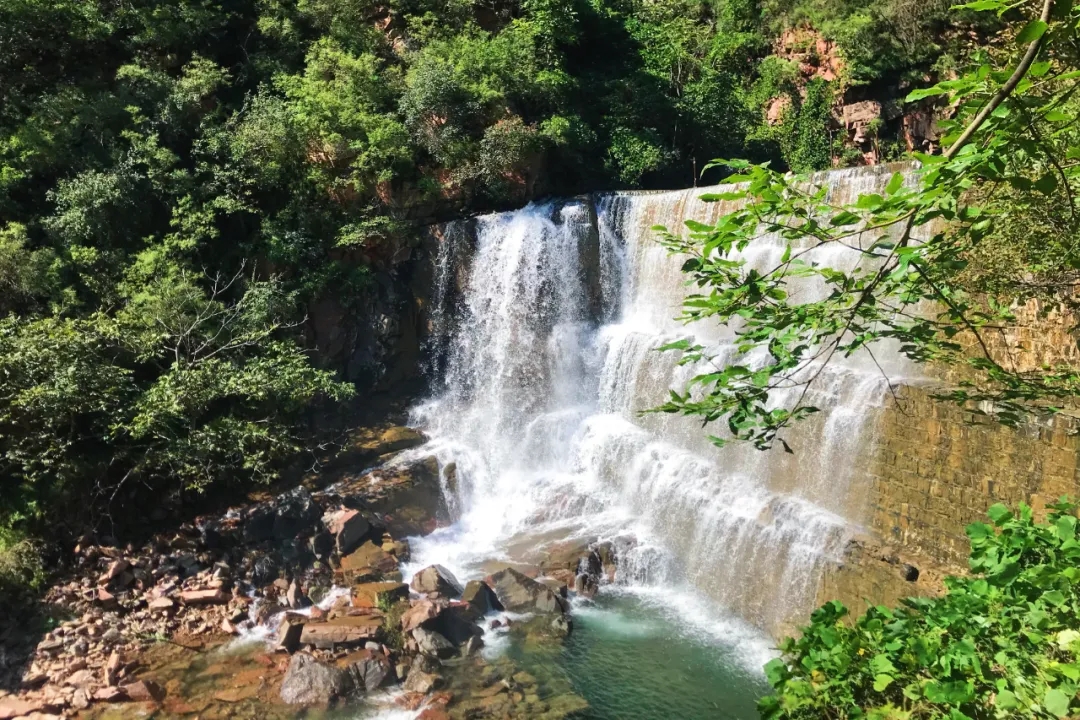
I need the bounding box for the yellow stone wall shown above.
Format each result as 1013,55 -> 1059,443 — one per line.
811,295 -> 1080,624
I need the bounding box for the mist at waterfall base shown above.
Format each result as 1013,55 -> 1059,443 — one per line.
400,166 -> 915,718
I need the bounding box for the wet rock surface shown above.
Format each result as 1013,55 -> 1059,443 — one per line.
0,423 -> 618,719
279,653 -> 351,705
490,569 -> 569,615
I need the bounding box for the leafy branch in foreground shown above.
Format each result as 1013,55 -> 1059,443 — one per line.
653,0 -> 1080,450
762,499 -> 1080,719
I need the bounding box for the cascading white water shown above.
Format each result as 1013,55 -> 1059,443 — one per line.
405,165 -> 917,644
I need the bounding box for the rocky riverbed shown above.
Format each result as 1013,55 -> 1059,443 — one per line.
0,424 -> 618,720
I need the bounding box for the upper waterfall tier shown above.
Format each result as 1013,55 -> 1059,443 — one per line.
410,163 -> 917,637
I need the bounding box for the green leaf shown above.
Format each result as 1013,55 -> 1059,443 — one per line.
1057,515 -> 1077,542
1029,60 -> 1053,76
1016,19 -> 1048,44
1035,173 -> 1059,196
907,86 -> 948,102
953,0 -> 1003,9
886,172 -> 904,195
871,655 -> 898,675
1043,589 -> 1066,606
995,689 -> 1018,709
873,674 -> 895,692
987,503 -> 1012,525
764,658 -> 787,685
925,680 -> 975,704
1044,688 -> 1070,717
830,211 -> 861,226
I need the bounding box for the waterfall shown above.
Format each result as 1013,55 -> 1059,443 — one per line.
407,165 -> 917,641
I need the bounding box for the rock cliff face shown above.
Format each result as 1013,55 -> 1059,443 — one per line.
309,198 -> 596,396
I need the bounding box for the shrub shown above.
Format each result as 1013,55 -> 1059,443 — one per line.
0,527 -> 46,603
761,499 -> 1080,719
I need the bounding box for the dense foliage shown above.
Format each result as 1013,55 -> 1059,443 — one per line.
658,0 -> 1080,449
1,0 -> 975,553
762,500 -> 1080,719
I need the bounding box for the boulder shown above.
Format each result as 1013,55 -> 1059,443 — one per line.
97,559 -> 130,586
286,580 -> 311,609
412,627 -> 455,658
120,679 -> 165,702
272,487 -> 322,540
418,709 -> 451,720
490,568 -> 569,614
574,573 -> 598,599
462,580 -> 503,617
245,487 -> 321,544
280,653 -> 353,705
277,617 -> 304,653
428,604 -> 484,646
94,687 -> 125,702
343,650 -> 392,692
340,541 -> 399,583
403,669 -> 441,694
322,507 -> 371,555
105,650 -> 122,686
377,426 -> 427,454
148,597 -> 175,612
300,616 -> 383,649
310,531 -> 334,558
351,582 -> 409,609
411,565 -> 464,597
0,697 -> 44,719
401,600 -> 444,632
96,587 -> 118,609
179,589 -> 228,605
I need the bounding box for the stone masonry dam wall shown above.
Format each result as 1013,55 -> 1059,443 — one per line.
816,297 -> 1080,621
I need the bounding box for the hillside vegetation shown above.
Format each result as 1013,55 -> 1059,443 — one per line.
0,0 -> 976,588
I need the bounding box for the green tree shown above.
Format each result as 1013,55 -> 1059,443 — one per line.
657,0 -> 1080,449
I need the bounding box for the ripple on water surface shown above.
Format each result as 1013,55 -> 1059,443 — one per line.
509,590 -> 772,720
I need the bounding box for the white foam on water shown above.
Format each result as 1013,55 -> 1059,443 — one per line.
406,166 -> 920,656
230,585 -> 353,648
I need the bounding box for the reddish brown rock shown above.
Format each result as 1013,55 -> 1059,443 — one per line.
411,565 -> 464,597
351,582 -> 408,609
401,600 -> 443,632
179,589 -> 228,605
299,616 -> 383,649
120,679 -> 166,702
65,668 -> 96,688
277,617 -> 304,653
96,587 -> 117,609
0,697 -> 44,719
105,650 -> 122,686
397,692 -> 427,711
148,597 -> 175,611
340,542 -> 399,582
323,506 -> 371,555
97,559 -> 130,586
93,687 -> 125,702
842,100 -> 882,127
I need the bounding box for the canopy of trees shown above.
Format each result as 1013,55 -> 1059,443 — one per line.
659,0 -> 1080,450
0,0 -> 979,583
